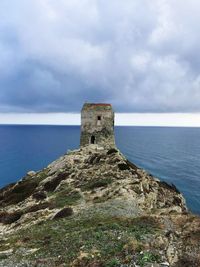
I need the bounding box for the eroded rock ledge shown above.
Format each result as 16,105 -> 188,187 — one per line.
0,145 -> 199,267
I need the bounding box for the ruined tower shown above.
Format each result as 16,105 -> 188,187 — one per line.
80,103 -> 115,147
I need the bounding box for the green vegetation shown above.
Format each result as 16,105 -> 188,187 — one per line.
0,214 -> 161,266
53,207 -> 73,219
0,210 -> 23,224
51,188 -> 82,207
107,148 -> 118,155
43,172 -> 69,192
137,251 -> 161,266
106,258 -> 121,266
81,178 -> 113,191
93,194 -> 109,203
0,254 -> 8,261
118,163 -> 130,171
36,170 -> 49,181
0,170 -> 48,206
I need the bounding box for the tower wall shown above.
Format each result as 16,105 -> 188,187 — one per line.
80,103 -> 115,147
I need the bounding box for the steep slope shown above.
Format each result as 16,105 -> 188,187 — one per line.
0,145 -> 199,267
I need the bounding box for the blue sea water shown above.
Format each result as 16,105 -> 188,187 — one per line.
0,125 -> 199,215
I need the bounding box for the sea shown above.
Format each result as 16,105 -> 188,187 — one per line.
0,125 -> 199,215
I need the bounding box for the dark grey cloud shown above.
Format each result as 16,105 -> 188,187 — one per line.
0,0 -> 200,113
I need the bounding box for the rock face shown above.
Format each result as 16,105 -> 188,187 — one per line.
0,145 -> 199,267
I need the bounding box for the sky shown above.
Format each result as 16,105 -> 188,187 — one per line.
0,0 -> 200,125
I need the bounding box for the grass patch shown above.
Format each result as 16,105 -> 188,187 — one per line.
106,258 -> 121,266
2,214 -> 160,266
137,251 -> 161,266
51,189 -> 82,208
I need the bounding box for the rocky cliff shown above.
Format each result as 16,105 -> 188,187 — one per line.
0,145 -> 199,267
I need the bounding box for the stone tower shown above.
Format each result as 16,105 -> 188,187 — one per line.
80,103 -> 115,147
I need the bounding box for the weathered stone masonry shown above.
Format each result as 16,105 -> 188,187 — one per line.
80,103 -> 115,147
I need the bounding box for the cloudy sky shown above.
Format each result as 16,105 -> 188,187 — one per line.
0,0 -> 200,124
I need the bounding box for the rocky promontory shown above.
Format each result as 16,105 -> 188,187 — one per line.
0,145 -> 199,267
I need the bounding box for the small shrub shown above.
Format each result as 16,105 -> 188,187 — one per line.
3,193 -> 28,206
126,160 -> 138,171
0,182 -> 15,194
24,202 -> 55,214
107,148 -> 118,155
0,254 -> 9,260
11,180 -> 37,194
2,180 -> 38,205
0,211 -> 7,223
1,172 -> 48,205
88,154 -> 98,164
118,163 -> 130,171
137,251 -> 160,266
43,172 -> 69,192
82,178 -> 113,191
158,181 -> 180,194
37,171 -> 48,180
32,191 -> 47,201
0,211 -> 23,224
123,239 -> 143,254
176,256 -> 200,267
173,196 -> 182,206
106,258 -> 121,267
53,207 -> 73,220
93,195 -> 108,203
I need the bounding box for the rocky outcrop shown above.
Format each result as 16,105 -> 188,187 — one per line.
0,145 -> 199,267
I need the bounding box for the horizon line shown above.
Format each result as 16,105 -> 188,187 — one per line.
0,112 -> 200,127
1,124 -> 200,129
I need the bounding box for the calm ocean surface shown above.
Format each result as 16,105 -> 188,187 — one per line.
0,125 -> 199,214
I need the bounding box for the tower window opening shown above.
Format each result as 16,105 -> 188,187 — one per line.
91,135 -> 95,144
97,116 -> 101,121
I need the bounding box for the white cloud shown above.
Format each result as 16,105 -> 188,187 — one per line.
0,0 -> 200,113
